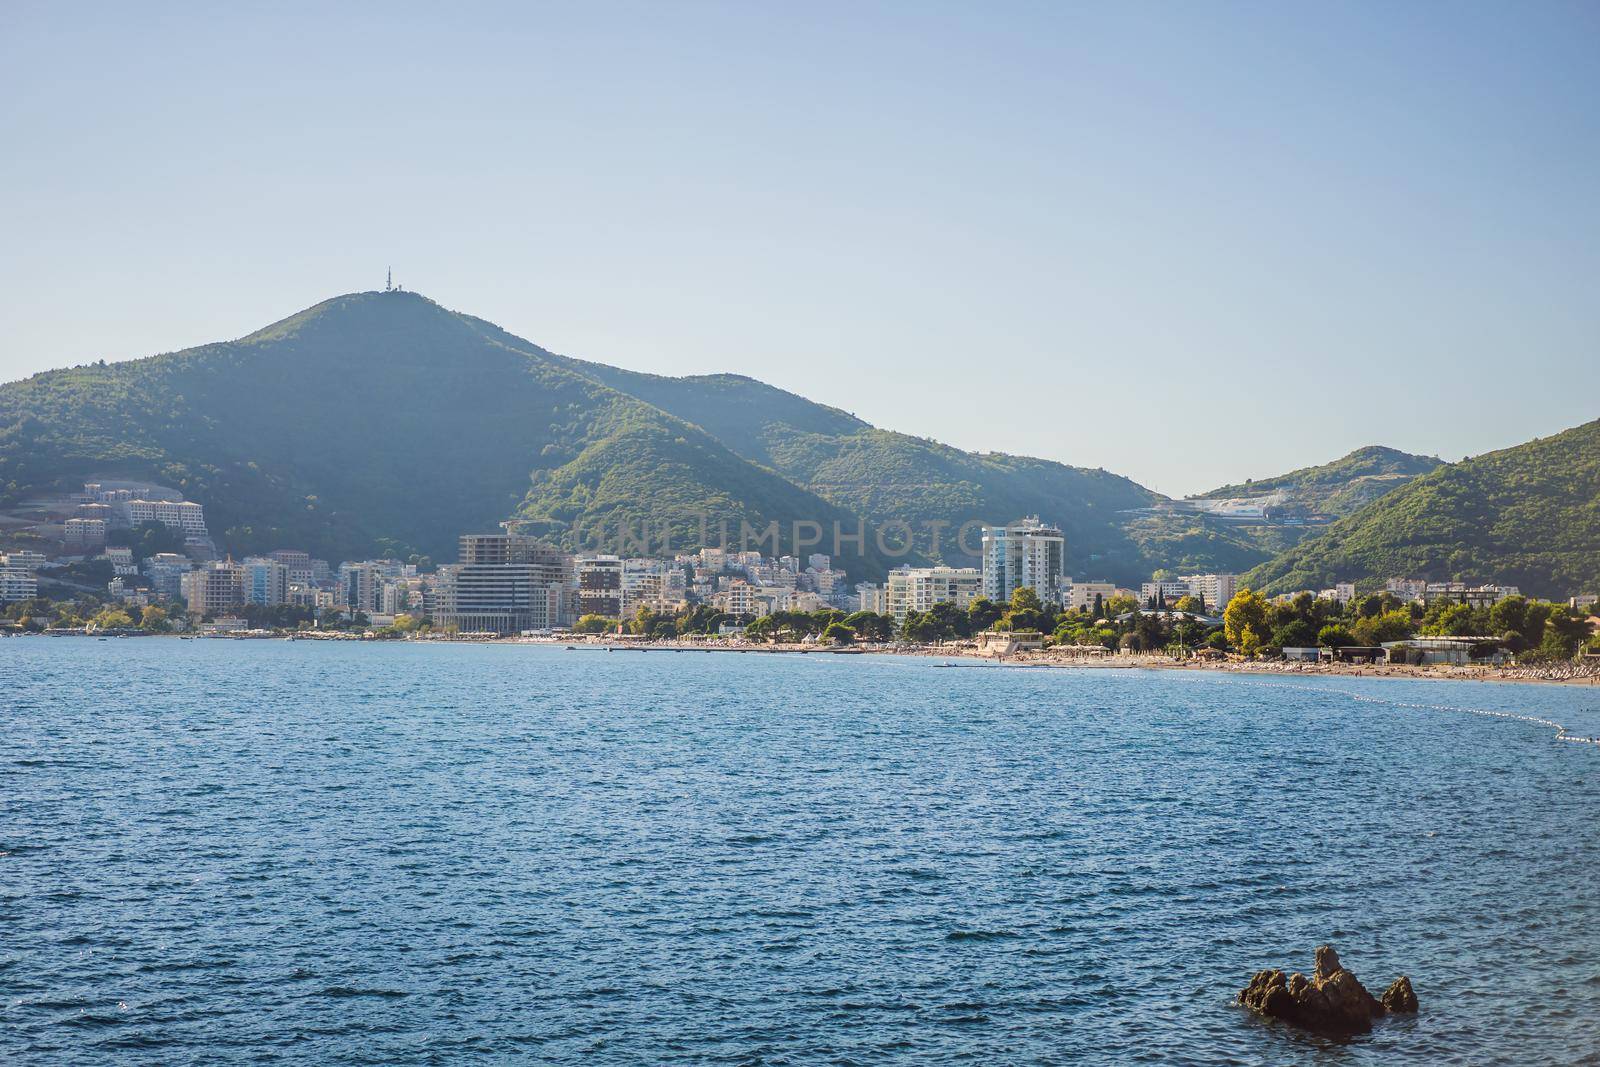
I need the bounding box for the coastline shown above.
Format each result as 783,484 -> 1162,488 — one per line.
15,629 -> 1600,688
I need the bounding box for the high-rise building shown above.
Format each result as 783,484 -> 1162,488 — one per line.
240,557 -> 290,606
180,561 -> 247,617
885,566 -> 982,622
981,517 -> 1065,605
576,555 -> 623,617
338,562 -> 386,614
144,553 -> 193,599
1178,573 -> 1237,612
431,533 -> 575,635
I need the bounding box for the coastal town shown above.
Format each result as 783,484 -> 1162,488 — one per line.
3,481 -> 1597,674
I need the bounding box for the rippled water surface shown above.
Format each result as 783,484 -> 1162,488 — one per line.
3,640 -> 1599,1065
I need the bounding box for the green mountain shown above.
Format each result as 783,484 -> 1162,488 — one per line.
484,334 -> 1169,578
13,290 -> 1562,593
1112,445 -> 1446,578
1193,445 -> 1443,518
1243,420 -> 1600,597
0,292 -> 890,574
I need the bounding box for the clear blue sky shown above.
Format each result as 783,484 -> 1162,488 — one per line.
3,1 -> 1596,496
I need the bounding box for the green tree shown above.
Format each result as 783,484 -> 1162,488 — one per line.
89,607 -> 134,631
967,598 -> 1004,632
1488,595 -> 1527,637
1420,603 -> 1475,637
844,611 -> 893,642
1271,619 -> 1317,648
572,614 -> 615,634
1317,624 -> 1356,648
1223,588 -> 1269,649
821,620 -> 855,645
1352,609 -> 1414,646
1009,587 -> 1044,614
138,604 -> 170,631
1104,594 -> 1139,618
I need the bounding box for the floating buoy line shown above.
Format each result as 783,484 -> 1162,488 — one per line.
1223,678 -> 1600,748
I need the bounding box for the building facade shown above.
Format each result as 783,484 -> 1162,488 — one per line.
1064,580 -> 1117,613
240,557 -> 290,606
431,533 -> 575,635
576,556 -> 624,617
981,517 -> 1065,605
885,566 -> 982,622
180,561 -> 247,617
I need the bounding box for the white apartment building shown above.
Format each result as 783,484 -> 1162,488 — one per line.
714,578 -> 761,618
621,569 -> 671,614
121,499 -> 209,537
981,517 -> 1065,605
1422,582 -> 1520,609
3,550 -> 45,571
1178,573 -> 1238,611
64,517 -> 107,549
1140,579 -> 1194,605
0,564 -> 38,603
886,566 -> 982,622
1386,578 -> 1428,602
1065,580 -> 1118,613
856,582 -> 887,615
432,534 -> 575,634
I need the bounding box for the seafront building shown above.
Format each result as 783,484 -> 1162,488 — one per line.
431,533 -> 575,635
577,555 -> 623,617
856,582 -> 887,614
885,565 -> 982,622
144,553 -> 194,599
0,558 -> 38,603
1179,573 -> 1238,611
981,517 -> 1065,606
1064,580 -> 1117,613
1140,579 -> 1193,605
180,561 -> 248,617
240,557 -> 290,606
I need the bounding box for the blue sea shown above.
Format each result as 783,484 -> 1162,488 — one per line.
3,640 -> 1598,1065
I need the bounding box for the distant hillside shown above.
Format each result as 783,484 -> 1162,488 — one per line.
0,292 -> 890,573
1114,446 -> 1444,577
1195,446 -> 1443,518
10,290 -> 1572,592
492,331 -> 1171,579
1244,420 -> 1600,597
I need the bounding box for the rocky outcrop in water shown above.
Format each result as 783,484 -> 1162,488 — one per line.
1238,945 -> 1416,1036
1381,975 -> 1418,1013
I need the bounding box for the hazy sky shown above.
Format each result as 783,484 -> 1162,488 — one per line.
3,2 -> 1596,496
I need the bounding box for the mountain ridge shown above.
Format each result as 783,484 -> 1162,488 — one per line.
5,290 -> 1585,594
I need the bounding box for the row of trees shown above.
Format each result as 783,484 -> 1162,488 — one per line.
1220,589 -> 1596,660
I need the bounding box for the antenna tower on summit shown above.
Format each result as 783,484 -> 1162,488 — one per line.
385,268 -> 392,293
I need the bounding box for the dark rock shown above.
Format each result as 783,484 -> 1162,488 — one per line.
1239,945 -> 1411,1037
1382,975 -> 1419,1013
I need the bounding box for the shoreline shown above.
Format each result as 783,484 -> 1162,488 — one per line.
14,630 -> 1600,688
